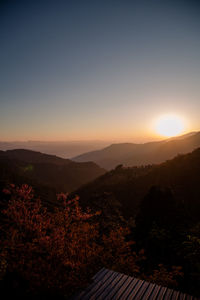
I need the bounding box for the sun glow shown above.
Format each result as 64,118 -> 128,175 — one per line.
155,114 -> 185,137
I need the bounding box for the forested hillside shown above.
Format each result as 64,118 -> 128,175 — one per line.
0,149 -> 105,196
74,148 -> 200,219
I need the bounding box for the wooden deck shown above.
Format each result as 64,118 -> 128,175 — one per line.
74,268 -> 199,300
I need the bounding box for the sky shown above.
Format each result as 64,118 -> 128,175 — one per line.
0,0 -> 200,142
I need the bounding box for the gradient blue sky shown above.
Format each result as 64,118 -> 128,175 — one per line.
1,0 -> 200,141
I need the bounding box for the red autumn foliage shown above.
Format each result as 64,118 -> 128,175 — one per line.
142,264 -> 184,288
0,184 -> 143,296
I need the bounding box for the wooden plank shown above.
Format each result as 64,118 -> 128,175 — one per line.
170,289 -> 180,300
178,293 -> 187,300
81,270 -> 118,299
111,276 -> 137,299
119,278 -> 139,299
103,274 -> 129,299
148,284 -> 162,300
126,279 -> 145,299
93,268 -> 108,282
95,273 -> 124,299
185,296 -> 195,300
76,269 -> 112,300
157,286 -> 167,299
141,283 -> 156,300
132,280 -> 151,299
164,288 -> 174,299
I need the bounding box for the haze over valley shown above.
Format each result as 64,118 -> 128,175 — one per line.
73,131 -> 200,169
0,140 -> 111,159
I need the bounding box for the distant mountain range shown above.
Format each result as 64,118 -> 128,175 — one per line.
0,149 -> 105,195
0,140 -> 110,159
73,131 -> 200,169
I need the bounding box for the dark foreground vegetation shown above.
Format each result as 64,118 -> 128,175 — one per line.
0,184 -> 147,299
0,148 -> 200,298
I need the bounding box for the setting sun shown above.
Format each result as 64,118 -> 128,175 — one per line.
155,114 -> 185,137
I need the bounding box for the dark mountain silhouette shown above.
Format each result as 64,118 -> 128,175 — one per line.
73,147 -> 200,219
0,149 -> 105,196
0,149 -> 72,165
73,131 -> 200,169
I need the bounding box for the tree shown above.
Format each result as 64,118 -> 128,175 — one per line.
1,184 -> 143,297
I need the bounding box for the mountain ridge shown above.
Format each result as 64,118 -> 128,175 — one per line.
73,147 -> 200,219
0,149 -> 106,195
72,131 -> 200,169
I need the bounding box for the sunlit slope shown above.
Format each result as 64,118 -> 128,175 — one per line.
73,131 -> 200,169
